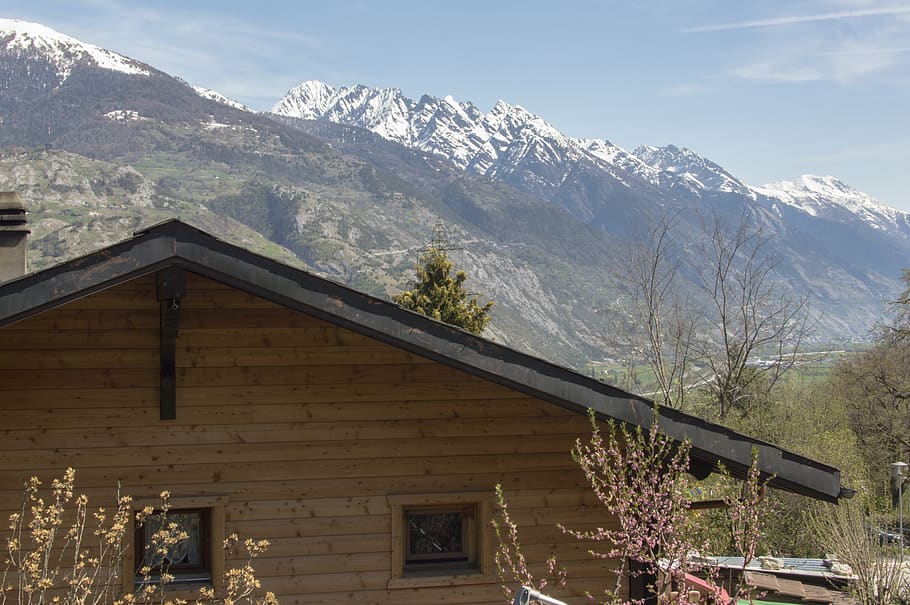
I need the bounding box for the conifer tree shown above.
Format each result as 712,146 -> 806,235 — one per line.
394,232 -> 493,334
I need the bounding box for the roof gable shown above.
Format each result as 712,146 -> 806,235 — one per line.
0,219 -> 848,502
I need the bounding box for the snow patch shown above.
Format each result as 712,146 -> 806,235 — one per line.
193,86 -> 250,111
199,116 -> 257,134
104,110 -> 145,122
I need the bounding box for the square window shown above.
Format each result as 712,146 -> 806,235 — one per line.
388,493 -> 493,588
122,495 -> 227,597
135,508 -> 212,585
404,506 -> 475,569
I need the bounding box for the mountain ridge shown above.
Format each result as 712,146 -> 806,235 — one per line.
0,19 -> 904,367
274,79 -> 908,240
0,18 -> 149,82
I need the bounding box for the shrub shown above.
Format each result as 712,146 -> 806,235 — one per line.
1,469 -> 277,605
495,411 -> 771,605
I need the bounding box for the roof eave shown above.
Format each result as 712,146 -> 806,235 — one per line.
0,221 -> 847,503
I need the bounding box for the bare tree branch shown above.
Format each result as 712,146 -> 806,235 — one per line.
695,211 -> 811,419
607,209 -> 810,420
607,211 -> 701,409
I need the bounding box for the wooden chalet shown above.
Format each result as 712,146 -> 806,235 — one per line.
0,213 -> 848,604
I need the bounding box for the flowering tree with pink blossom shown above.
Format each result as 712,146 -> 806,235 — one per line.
492,483 -> 568,603
495,410 -> 771,605
724,450 -> 768,604
567,411 -> 697,605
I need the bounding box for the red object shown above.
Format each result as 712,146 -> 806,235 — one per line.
685,572 -> 733,605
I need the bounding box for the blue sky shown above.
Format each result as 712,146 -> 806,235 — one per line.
3,0 -> 909,210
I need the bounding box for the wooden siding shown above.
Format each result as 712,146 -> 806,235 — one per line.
0,272 -> 623,604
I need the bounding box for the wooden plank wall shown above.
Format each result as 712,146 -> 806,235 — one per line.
0,271 -> 625,604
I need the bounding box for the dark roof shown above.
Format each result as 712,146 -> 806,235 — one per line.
0,219 -> 849,503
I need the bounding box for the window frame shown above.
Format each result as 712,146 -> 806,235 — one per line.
122,495 -> 227,597
388,492 -> 493,589
134,507 -> 213,583
404,504 -> 476,569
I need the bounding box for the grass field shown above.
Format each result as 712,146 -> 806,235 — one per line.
582,342 -> 873,397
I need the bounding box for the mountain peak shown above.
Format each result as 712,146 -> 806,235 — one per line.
271,81 -> 661,207
271,80 -> 337,118
798,174 -> 859,197
493,100 -> 537,122
292,79 -> 336,95
634,144 -> 749,194
0,19 -> 149,81
761,174 -> 870,201
491,99 -> 512,112
755,174 -> 907,230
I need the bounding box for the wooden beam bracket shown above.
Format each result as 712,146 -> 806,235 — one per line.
157,267 -> 185,420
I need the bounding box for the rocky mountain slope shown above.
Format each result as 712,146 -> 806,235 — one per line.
274,81 -> 910,339
0,18 -> 148,81
754,174 -> 910,234
274,81 -> 910,246
0,20 -> 904,366
0,19 -> 636,364
273,81 -> 664,230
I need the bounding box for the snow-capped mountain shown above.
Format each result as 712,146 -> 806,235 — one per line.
0,19 -> 148,83
0,19 -> 268,153
753,175 -> 910,237
275,78 -> 910,343
275,80 -> 910,242
273,81 -> 782,204
634,144 -> 752,197
273,80 -> 656,182
0,19 -> 907,355
273,81 -> 668,224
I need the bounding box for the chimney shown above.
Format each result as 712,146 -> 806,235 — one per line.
0,192 -> 30,283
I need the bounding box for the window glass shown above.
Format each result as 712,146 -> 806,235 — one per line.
403,505 -> 477,572
136,508 -> 211,582
407,511 -> 466,562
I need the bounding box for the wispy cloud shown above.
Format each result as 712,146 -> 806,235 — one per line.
804,140 -> 908,164
679,2 -> 910,85
657,82 -> 711,96
729,37 -> 910,83
736,39 -> 910,84
684,5 -> 910,32
731,61 -> 824,83
811,45 -> 910,56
